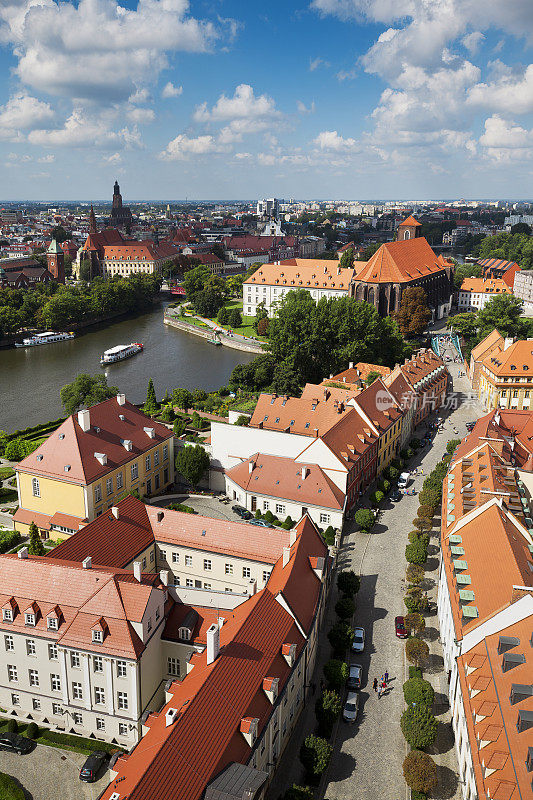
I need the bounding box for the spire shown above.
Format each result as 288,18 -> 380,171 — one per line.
89,204 -> 97,234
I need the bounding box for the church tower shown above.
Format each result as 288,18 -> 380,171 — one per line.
397,215 -> 422,241
47,239 -> 65,283
89,204 -> 97,234
112,180 -> 123,211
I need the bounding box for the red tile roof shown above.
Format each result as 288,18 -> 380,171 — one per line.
353,237 -> 451,284
398,215 -> 421,227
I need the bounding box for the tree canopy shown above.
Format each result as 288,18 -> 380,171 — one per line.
175,445 -> 209,486
395,287 -> 431,337
60,373 -> 119,415
339,247 -> 354,268
477,231 -> 533,269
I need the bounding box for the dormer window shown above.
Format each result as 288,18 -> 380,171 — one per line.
3,608 -> 13,622
179,627 -> 191,641
47,616 -> 58,631
92,630 -> 103,643
25,613 -> 35,626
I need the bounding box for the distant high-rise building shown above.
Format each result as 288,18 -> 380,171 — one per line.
256,198 -> 281,218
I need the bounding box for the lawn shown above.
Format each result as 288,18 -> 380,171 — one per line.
0,719 -> 123,756
211,300 -> 267,341
0,468 -> 15,481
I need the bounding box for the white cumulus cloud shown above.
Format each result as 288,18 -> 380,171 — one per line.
162,82 -> 183,98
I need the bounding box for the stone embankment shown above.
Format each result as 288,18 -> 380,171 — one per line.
164,312 -> 264,355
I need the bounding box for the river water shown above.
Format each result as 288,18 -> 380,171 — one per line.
0,302 -> 257,431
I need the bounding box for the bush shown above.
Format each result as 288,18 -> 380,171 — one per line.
327,622 -> 354,657
26,722 -> 39,739
175,445 -> 209,486
410,438 -> 420,449
264,510 -> 274,523
403,677 -> 435,707
323,525 -> 336,546
405,542 -> 427,565
409,666 -> 422,679
403,751 -> 437,794
335,596 -> 355,620
0,530 -> 21,554
38,729 -> 118,753
167,502 -> 196,514
388,466 -> 399,480
0,772 -> 25,800
405,637 -> 430,669
354,508 -> 375,532
406,564 -> 424,585
417,505 -> 434,520
371,490 -> 384,507
411,791 -> 428,800
446,438 -> 461,454
299,735 -> 333,783
401,704 -> 437,749
283,786 -> 314,800
255,509 -> 262,519
315,690 -> 342,738
6,719 -> 17,733
337,571 -> 360,597
412,517 -> 432,532
234,414 -> 249,426
404,612 -> 426,636
323,659 -> 349,691
284,515 -> 294,528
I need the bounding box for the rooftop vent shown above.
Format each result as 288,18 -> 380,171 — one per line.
122,439 -> 133,451
165,708 -> 179,727
144,426 -> 155,439
502,652 -> 526,672
58,433 -> 65,440
77,409 -> 90,432
82,556 -> 92,570
119,414 -> 125,421
64,465 -> 71,472
94,452 -> 107,466
498,635 -> 520,654
18,547 -> 28,559
36,454 -> 43,461
157,511 -> 164,523
111,506 -> 119,520
510,684 -> 533,705
117,393 -> 126,406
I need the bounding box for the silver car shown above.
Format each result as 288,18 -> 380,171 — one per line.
347,662 -> 363,689
343,691 -> 360,723
351,627 -> 365,653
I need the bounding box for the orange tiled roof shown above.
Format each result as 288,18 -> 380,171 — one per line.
460,278 -> 511,295
244,261 -> 353,291
482,340 -> 533,377
470,329 -> 504,362
330,363 -> 391,384
352,237 -> 450,284
398,215 -> 421,227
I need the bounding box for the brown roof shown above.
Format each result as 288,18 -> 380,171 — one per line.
226,453 -> 345,510
353,237 -> 450,284
482,339 -> 533,377
16,397 -> 173,485
330,363 -> 391,384
470,329 -> 504,361
249,387 -> 354,436
244,261 -> 354,291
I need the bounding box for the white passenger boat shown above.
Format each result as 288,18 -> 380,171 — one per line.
15,331 -> 75,347
100,342 -> 143,365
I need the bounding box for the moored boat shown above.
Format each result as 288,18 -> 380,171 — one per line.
15,331 -> 75,347
100,342 -> 143,365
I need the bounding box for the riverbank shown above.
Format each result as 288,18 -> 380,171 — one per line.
164,310 -> 264,354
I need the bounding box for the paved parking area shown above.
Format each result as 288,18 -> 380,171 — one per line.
0,743 -> 110,800
151,492 -> 248,523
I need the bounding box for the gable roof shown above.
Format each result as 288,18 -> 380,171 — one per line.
353,237 -> 450,284
244,261 -> 353,291
482,340 -> 533,377
470,329 -> 504,362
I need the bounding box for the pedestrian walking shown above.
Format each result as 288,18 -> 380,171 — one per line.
373,677 -> 378,692
377,685 -> 382,699
384,670 -> 389,684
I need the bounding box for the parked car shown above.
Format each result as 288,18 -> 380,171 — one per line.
247,518 -> 274,528
395,615 -> 408,639
351,627 -> 365,653
0,732 -> 33,755
347,663 -> 363,689
231,505 -> 252,520
390,488 -> 401,502
342,691 -> 360,723
466,421 -> 476,431
397,472 -> 410,489
79,751 -> 108,782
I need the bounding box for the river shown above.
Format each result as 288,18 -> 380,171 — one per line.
0,302 -> 257,431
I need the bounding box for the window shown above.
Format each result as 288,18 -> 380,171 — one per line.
32,698 -> 41,711
276,503 -> 285,515
96,718 -> 105,731
11,694 -> 20,706
204,582 -> 211,589
145,455 -> 151,471
320,513 -> 330,524
48,643 -> 58,660
118,723 -> 128,736
186,579 -> 193,587
93,656 -> 103,672
131,463 -> 138,480
263,500 -> 269,510
4,635 -> 13,651
263,570 -> 271,582
94,484 -> 102,503
155,606 -> 160,620
72,682 -> 83,700
73,712 -> 82,726
167,657 -> 180,676
3,608 -> 12,622
160,548 -> 167,560
163,444 -> 168,461
116,661 -> 127,678
29,669 -> 39,687
70,652 -> 80,668
203,559 -> 212,571
26,639 -> 36,656
47,616 -> 58,631
147,617 -> 152,632
142,557 -> 147,569
179,627 -> 191,641
117,691 -> 128,710
32,477 -> 40,497
242,567 -> 251,578
150,551 -> 154,563
52,702 -> 61,715
50,674 -> 61,692
113,470 -> 123,490
7,665 -> 17,682
185,555 -> 193,566
94,687 -> 105,705
154,450 -> 160,466
92,629 -> 103,643
225,563 -> 233,574
106,477 -> 113,496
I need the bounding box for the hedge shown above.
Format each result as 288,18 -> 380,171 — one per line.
39,729 -> 120,754
0,772 -> 25,800
0,531 -> 21,554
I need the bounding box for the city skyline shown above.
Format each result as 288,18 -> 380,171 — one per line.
0,0 -> 532,200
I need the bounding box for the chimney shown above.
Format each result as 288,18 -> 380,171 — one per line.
349,362 -> 353,369
249,460 -> 254,475
206,622 -> 220,665
504,337 -> 514,350
283,546 -> 291,567
82,556 -> 92,569
133,561 -> 142,582
123,439 -> 133,451
159,570 -> 169,586
111,506 -> 119,519
290,530 -> 297,546
301,466 -> 309,479
18,547 -> 28,559
157,511 -> 164,522
165,708 -> 179,727
116,393 -> 126,406
94,452 -> 107,466
78,409 -> 90,432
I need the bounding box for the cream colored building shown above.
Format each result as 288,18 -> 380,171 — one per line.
478,339 -> 533,410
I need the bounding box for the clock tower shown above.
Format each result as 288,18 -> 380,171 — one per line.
47,239 -> 65,283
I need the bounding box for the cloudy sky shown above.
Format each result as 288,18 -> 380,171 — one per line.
0,0 -> 533,200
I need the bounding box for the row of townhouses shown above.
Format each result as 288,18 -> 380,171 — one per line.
437,409 -> 533,800
468,329 -> 533,412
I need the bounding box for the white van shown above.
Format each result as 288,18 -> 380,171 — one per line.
398,472 -> 410,489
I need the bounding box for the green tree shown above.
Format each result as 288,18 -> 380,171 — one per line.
323,659 -> 349,690
173,418 -> 186,437
175,445 -> 209,486
299,735 -> 333,782
283,786 -> 314,800
192,388 -> 207,403
0,305 -> 22,335
172,388 -> 193,411
51,225 -> 70,243
183,265 -> 211,298
337,570 -> 360,597
354,508 -> 375,532
217,306 -> 228,325
403,677 -> 434,707
271,359 -> 302,396
315,690 -> 342,737
446,438 -> 461,454
401,704 -> 438,749
327,622 -> 354,656
234,415 -> 249,426
227,308 -> 242,328
403,750 -> 438,795
144,378 -> 158,414
60,374 -> 119,415
406,563 -> 424,585
365,370 -> 382,386
511,222 -> 532,235
78,259 -> 92,282
335,596 -> 355,620
395,287 -> 431,337
254,302 -> 268,331
28,521 -> 45,555
357,243 -> 380,261
404,612 -> 426,636
477,293 -> 526,340
405,637 -> 430,669
339,247 -> 354,268
4,437 -> 28,461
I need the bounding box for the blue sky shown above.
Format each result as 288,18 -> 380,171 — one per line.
0,0 -> 533,200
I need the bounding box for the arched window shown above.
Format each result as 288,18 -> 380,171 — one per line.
404,229 -> 411,239
179,627 -> 191,641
